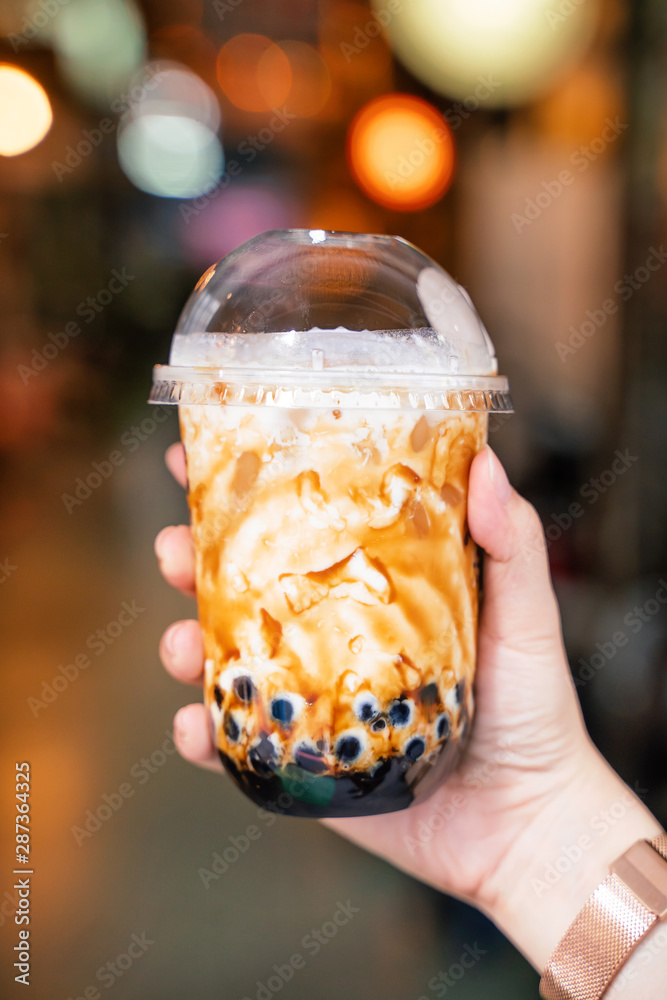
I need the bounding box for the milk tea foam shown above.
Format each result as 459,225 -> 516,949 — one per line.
180,398 -> 486,816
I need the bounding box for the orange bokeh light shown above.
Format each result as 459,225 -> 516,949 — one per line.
309,187 -> 385,234
279,41 -> 331,118
347,94 -> 455,212
216,33 -> 292,113
0,65 -> 52,157
533,60 -> 625,148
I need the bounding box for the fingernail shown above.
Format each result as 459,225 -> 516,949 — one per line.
154,527 -> 172,562
164,622 -> 183,658
487,448 -> 512,507
164,624 -> 175,655
174,708 -> 190,745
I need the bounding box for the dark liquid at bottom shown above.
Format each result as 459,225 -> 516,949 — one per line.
219,724 -> 466,818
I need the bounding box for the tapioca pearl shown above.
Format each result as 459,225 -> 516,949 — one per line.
213,685 -> 224,709
270,692 -> 305,726
217,663 -> 251,693
371,717 -> 387,732
335,737 -> 361,763
436,713 -> 451,741
224,712 -> 241,743
388,699 -> 414,729
294,743 -> 329,775
334,730 -> 367,763
354,691 -> 380,723
249,736 -> 278,775
419,683 -> 439,707
454,679 -> 466,708
233,675 -> 255,702
405,737 -> 426,761
271,698 -> 293,724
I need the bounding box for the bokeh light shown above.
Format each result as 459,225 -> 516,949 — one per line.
118,116 -> 223,198
51,0 -> 145,106
279,41 -> 331,118
216,34 -> 292,113
308,186 -> 385,234
128,61 -> 221,130
179,182 -> 299,265
319,1 -> 393,115
117,62 -> 223,199
347,94 -> 455,211
532,61 -> 625,147
373,0 -> 601,107
0,65 -> 53,157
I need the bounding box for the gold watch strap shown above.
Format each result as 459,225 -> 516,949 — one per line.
540,834 -> 667,1000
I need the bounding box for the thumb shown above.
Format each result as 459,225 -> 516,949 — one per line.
467,447 -> 563,656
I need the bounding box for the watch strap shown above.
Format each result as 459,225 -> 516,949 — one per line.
540,834 -> 667,1000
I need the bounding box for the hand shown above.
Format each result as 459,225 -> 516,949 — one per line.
155,443 -> 661,969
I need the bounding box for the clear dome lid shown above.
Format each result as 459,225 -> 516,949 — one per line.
149,230 -> 512,411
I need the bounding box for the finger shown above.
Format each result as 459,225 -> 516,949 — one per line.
160,619 -> 205,686
467,447 -> 562,654
166,442 -> 187,489
154,524 -> 196,597
174,703 -> 222,772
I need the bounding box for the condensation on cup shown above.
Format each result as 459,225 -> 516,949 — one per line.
149,230 -> 513,818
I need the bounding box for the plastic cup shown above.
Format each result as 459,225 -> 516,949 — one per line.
150,230 -> 512,817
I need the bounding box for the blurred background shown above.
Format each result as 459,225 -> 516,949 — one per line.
1,0 -> 666,997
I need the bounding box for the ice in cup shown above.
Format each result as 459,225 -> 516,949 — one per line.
150,230 -> 512,817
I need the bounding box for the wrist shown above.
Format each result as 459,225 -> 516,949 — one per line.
483,745 -> 663,969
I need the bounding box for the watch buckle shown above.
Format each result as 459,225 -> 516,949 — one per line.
611,840 -> 667,919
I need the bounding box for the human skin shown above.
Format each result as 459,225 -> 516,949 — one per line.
156,444 -> 666,992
